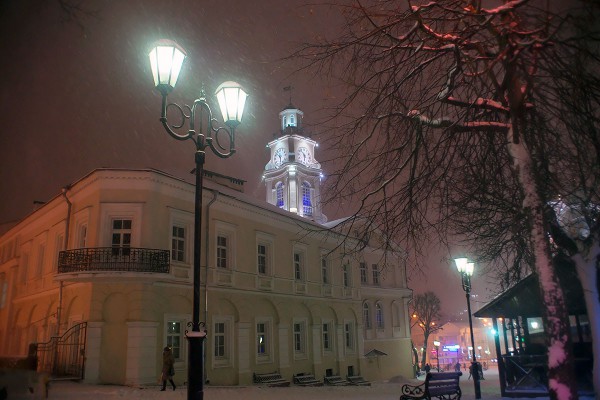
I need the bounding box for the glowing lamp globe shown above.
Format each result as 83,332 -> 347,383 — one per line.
149,39 -> 187,95
215,81 -> 247,127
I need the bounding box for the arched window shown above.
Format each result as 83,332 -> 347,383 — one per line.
302,182 -> 312,216
276,182 -> 285,208
363,302 -> 371,329
375,302 -> 384,329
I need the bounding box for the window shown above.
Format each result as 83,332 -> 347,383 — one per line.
111,219 -> 132,256
276,182 -> 285,208
343,263 -> 351,288
35,242 -> 45,279
372,264 -> 380,286
293,321 -> 306,356
345,322 -> 354,350
77,224 -> 87,248
215,222 -> 237,270
376,302 -> 384,329
294,251 -> 304,281
0,274 -> 7,309
217,235 -> 228,268
321,254 -> 329,284
360,262 -> 368,284
363,303 -> 371,329
20,251 -> 29,284
322,322 -> 332,351
257,244 -> 267,274
166,319 -> 184,361
302,182 -> 313,216
214,322 -> 225,358
256,321 -> 270,360
171,225 -> 186,262
54,233 -> 64,272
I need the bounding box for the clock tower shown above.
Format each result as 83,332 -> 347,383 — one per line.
263,103 -> 326,223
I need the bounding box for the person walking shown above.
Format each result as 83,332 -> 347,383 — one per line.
160,346 -> 176,391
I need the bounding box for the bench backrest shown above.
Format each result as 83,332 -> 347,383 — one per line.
425,372 -> 461,396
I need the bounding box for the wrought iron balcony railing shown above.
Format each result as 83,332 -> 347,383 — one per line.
58,247 -> 170,274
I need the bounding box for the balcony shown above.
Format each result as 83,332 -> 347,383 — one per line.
58,247 -> 170,274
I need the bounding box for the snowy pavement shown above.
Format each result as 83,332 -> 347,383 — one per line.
38,366 -> 562,400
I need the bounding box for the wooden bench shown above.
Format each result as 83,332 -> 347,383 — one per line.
324,375 -> 350,386
293,373 -> 323,386
400,372 -> 462,400
253,371 -> 290,387
347,375 -> 371,386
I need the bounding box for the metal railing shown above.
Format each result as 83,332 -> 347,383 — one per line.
58,247 -> 170,273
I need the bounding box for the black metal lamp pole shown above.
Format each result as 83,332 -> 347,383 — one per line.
455,258 -> 481,399
149,40 -> 247,400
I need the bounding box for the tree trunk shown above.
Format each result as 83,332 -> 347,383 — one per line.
420,332 -> 429,370
572,245 -> 600,394
507,131 -> 578,400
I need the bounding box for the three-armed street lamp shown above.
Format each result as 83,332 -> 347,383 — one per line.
454,258 -> 481,399
149,39 -> 248,400
433,340 -> 441,372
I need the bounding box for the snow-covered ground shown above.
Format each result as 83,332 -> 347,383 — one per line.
8,366 -> 594,400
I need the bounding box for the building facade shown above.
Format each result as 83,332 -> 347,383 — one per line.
0,106 -> 413,387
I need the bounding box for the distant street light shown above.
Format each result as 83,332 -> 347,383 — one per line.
433,340 -> 441,372
454,257 -> 481,399
149,39 -> 248,400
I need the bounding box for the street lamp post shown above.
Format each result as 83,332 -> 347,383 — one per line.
454,258 -> 481,399
149,39 -> 248,400
433,340 -> 441,372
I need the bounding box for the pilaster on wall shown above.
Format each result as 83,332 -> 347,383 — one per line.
278,324 -> 290,369
84,321 -> 104,384
311,324 -> 322,365
125,321 -> 159,386
237,322 -> 250,376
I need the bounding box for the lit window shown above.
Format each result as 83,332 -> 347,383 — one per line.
171,225 -> 186,262
166,320 -> 183,360
257,322 -> 268,356
302,182 -> 312,216
276,182 -> 285,208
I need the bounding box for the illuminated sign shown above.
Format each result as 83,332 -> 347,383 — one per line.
443,345 -> 460,351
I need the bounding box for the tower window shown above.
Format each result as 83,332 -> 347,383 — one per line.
302,182 -> 312,216
276,182 -> 285,208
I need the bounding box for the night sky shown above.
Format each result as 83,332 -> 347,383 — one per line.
0,0 -> 491,317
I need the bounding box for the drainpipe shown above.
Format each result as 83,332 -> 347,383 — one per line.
203,189 -> 218,384
58,186 -> 72,336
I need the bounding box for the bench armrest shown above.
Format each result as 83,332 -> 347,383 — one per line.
400,382 -> 426,398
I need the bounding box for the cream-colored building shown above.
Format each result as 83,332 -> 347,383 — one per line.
0,105 -> 413,387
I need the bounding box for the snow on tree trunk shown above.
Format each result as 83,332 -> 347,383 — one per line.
507,130 -> 578,400
572,245 -> 600,393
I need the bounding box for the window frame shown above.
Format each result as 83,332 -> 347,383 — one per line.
375,302 -> 384,329
344,321 -> 355,352
212,316 -> 233,368
363,302 -> 372,329
215,221 -> 237,270
320,252 -> 330,284
164,313 -> 190,363
359,262 -> 368,284
255,317 -> 273,363
293,319 -> 308,359
322,320 -> 333,353
292,244 -> 307,282
372,264 -> 380,286
256,232 -> 274,276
